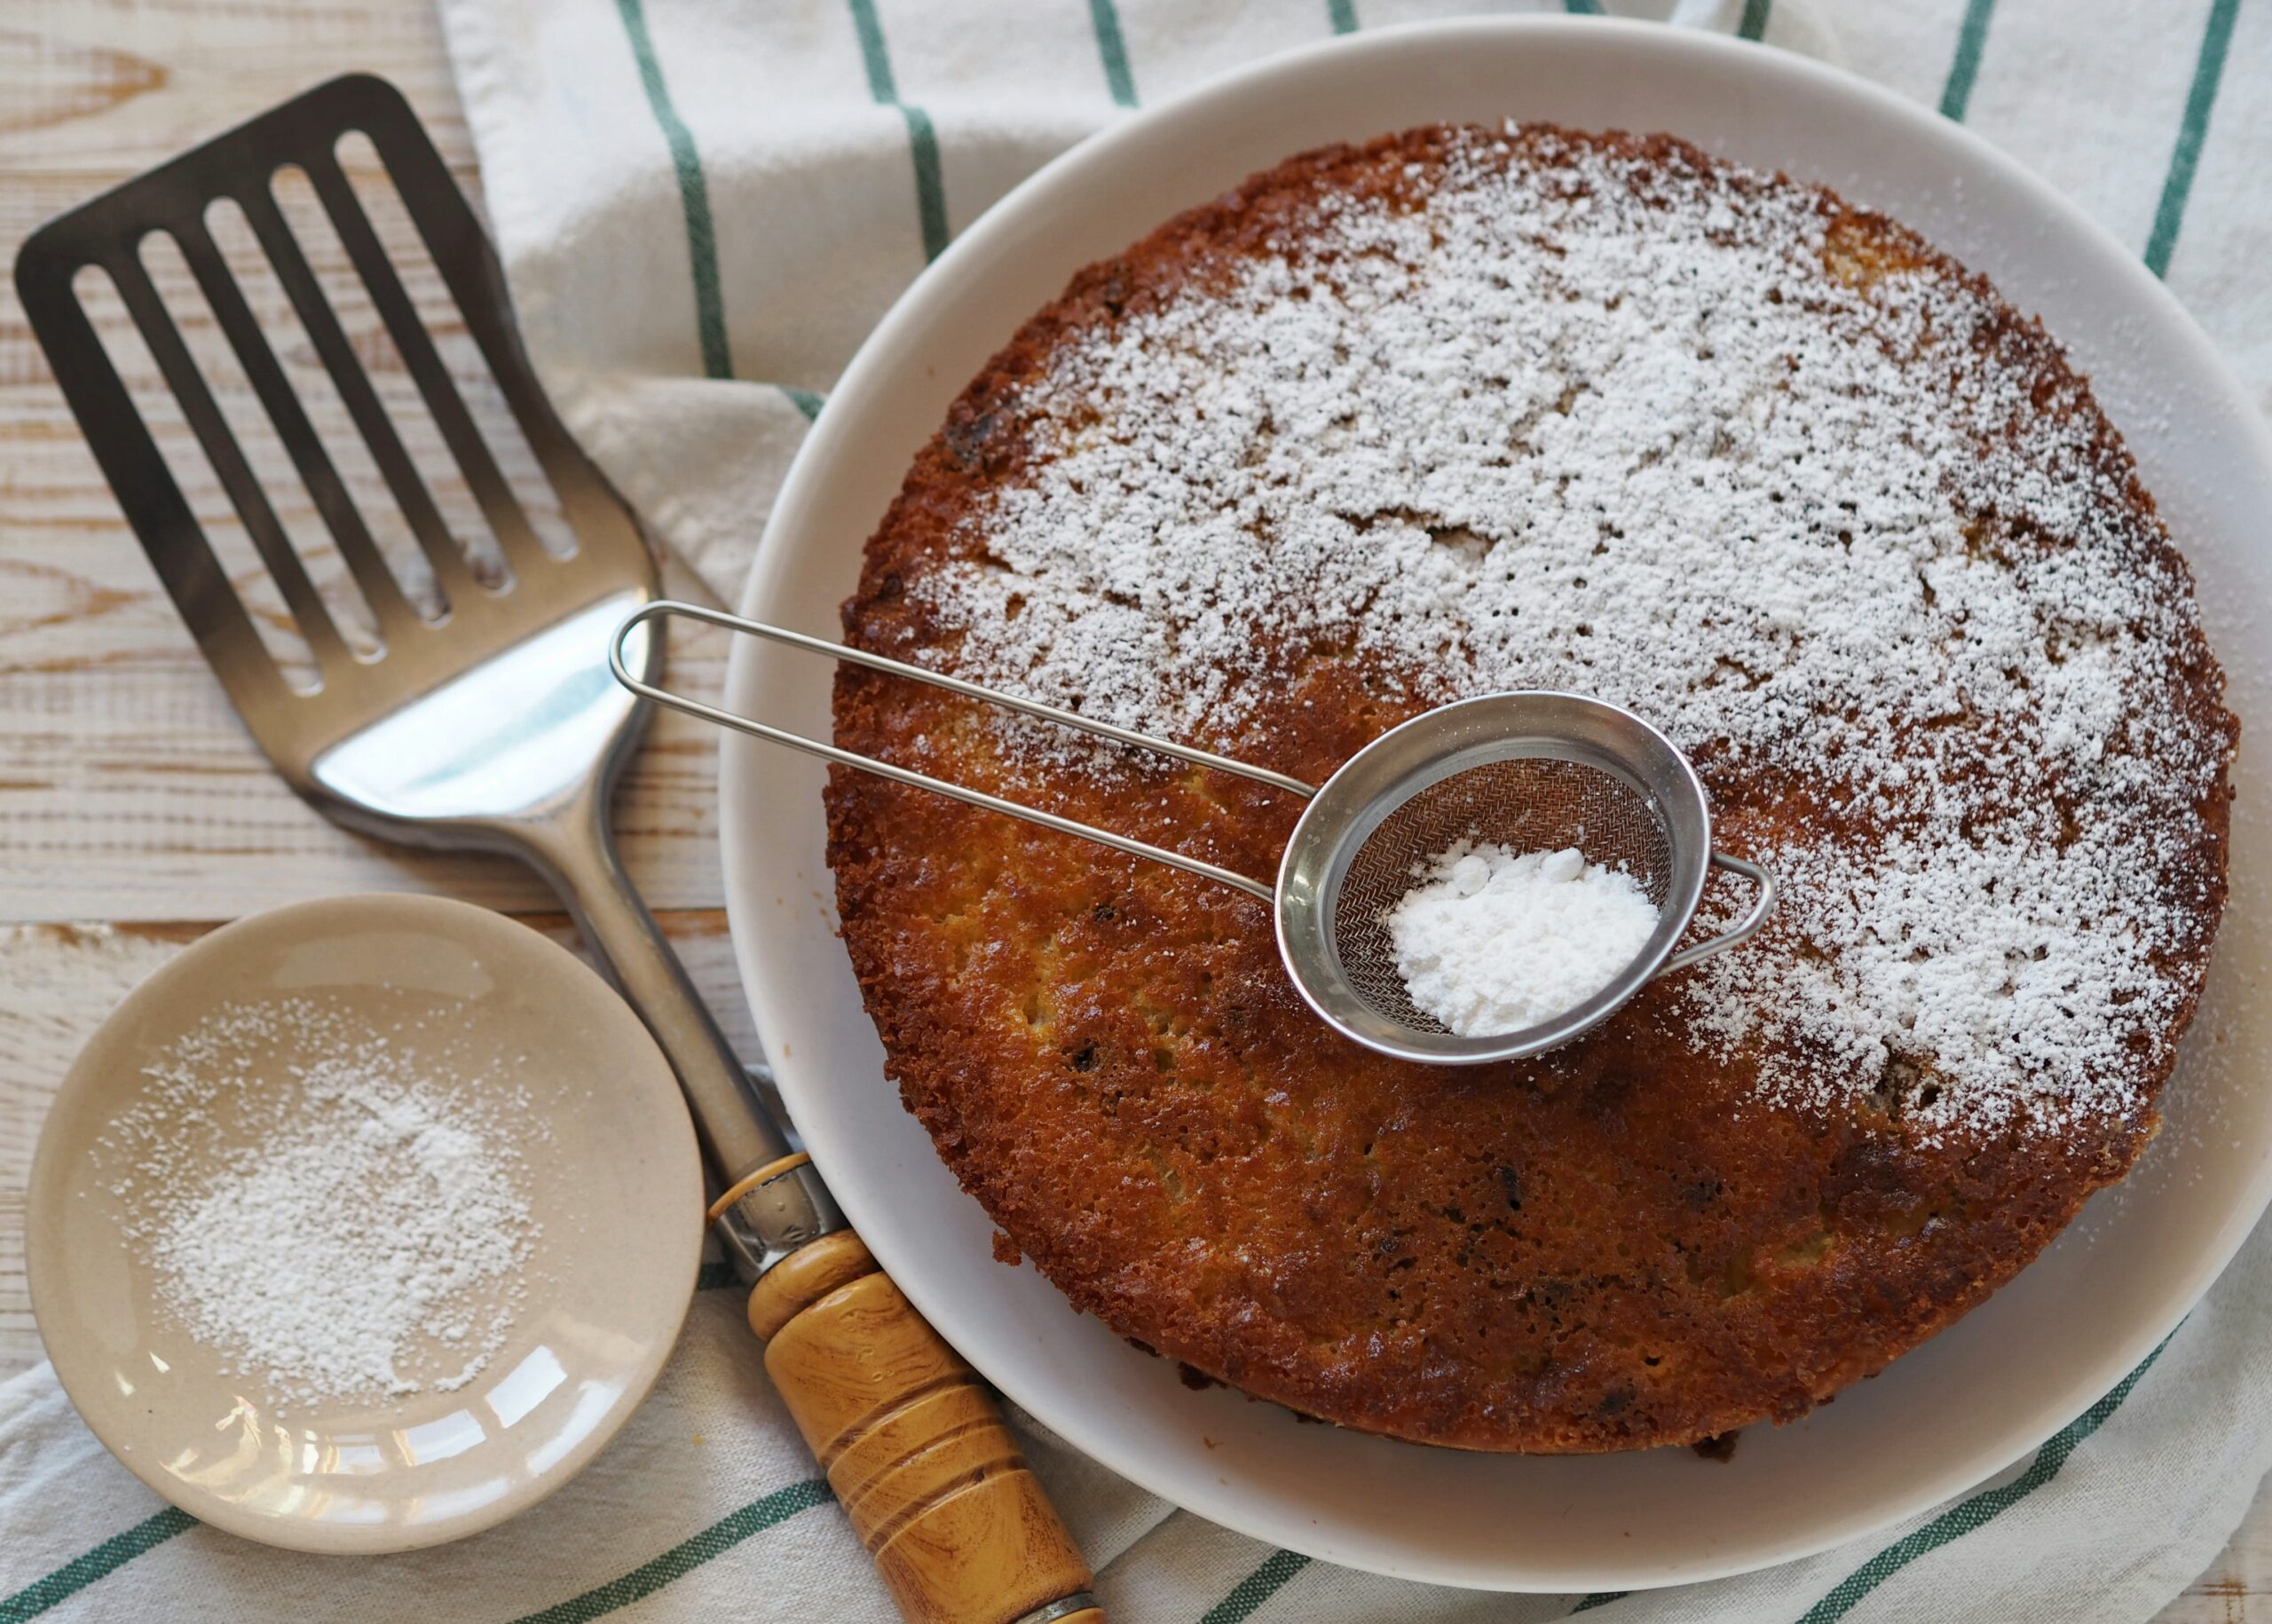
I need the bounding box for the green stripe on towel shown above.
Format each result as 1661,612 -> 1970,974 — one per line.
1571,1593 -> 1629,1612
846,0 -> 897,99
511,1478 -> 832,1624
1938,0 -> 1998,121
1738,0 -> 1772,41
1328,0 -> 1361,33
613,0 -> 733,380
1199,1549 -> 1312,1623
1563,0 -> 1606,13
848,0 -> 951,262
1796,1336 -> 2172,1624
1089,0 -> 1140,106
696,1258 -> 740,1291
1,1447 -> 828,1624
2144,0 -> 2240,277
898,105 -> 951,262
0,1508 -> 197,1623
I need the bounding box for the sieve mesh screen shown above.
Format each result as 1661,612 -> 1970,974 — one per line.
1329,756 -> 1673,1035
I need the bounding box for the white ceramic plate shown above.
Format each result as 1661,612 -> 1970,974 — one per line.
719,19 -> 2270,1590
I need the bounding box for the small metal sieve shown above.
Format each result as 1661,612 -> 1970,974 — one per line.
614,603 -> 1775,1066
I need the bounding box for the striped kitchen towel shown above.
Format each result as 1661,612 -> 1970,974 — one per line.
8,3 -> 2272,1620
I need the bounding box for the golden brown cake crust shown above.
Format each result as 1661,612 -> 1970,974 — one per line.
824,125 -> 2237,1452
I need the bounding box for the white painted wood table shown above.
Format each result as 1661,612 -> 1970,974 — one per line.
0,2 -> 2264,1616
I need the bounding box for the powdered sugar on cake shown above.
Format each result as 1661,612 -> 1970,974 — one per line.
913,127 -> 2229,1140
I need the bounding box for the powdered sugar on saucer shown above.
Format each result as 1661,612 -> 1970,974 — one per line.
103,996 -> 539,1409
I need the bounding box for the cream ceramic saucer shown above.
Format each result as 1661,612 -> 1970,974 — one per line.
26,893 -> 703,1553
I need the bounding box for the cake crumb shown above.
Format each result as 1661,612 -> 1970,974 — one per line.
1692,1431 -> 1741,1462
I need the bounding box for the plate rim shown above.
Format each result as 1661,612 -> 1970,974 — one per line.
25,890 -> 706,1555
720,14 -> 2272,1589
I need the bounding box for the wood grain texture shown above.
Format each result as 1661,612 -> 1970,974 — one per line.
757,1241 -> 1097,1624
0,0 -> 474,175
0,0 -> 746,1390
0,0 -> 2255,1617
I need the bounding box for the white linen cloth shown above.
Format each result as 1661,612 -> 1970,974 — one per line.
6,3 -> 2270,1620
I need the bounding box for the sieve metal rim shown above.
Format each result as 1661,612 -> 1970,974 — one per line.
1273,691 -> 1719,1067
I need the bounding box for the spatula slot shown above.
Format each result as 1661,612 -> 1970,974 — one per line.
269,154 -> 512,597
139,224 -> 389,666
327,132 -> 579,572
205,190 -> 451,628
69,256 -> 326,693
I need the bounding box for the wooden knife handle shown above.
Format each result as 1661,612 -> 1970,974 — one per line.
749,1231 -> 1102,1624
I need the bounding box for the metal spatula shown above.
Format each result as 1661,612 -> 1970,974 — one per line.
16,73 -> 1100,1624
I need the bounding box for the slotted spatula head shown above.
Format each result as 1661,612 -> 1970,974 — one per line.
13,73 -> 662,839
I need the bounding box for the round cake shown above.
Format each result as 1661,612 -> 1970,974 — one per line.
824,124 -> 2238,1452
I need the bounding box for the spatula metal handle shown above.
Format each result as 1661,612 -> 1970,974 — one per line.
525,798 -> 1103,1624
517,791 -> 839,1275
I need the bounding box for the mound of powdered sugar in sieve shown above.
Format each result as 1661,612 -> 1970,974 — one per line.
1387,842 -> 1660,1035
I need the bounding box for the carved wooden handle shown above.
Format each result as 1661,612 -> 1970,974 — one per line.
748,1231 -> 1101,1624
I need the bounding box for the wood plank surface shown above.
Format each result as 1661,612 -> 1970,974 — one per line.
0,0 -> 751,1347
0,1 -> 2259,1617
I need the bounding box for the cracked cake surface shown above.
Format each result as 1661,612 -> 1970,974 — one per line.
824,123 -> 2237,1452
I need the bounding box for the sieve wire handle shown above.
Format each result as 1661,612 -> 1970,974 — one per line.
1656,852 -> 1778,977
610,600 -> 1314,905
